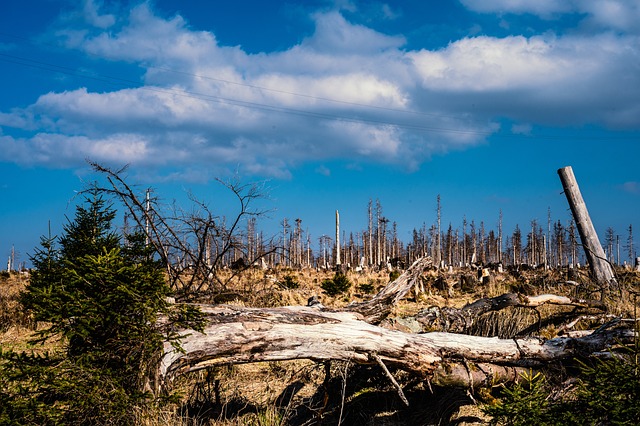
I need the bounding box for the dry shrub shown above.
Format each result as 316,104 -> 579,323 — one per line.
0,272 -> 34,332
468,306 -> 541,338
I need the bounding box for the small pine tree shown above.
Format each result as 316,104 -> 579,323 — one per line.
321,272 -> 352,296
484,370 -> 556,426
279,274 -> 299,290
483,349 -> 640,426
1,190 -> 203,425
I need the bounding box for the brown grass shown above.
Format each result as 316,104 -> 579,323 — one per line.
3,264 -> 639,425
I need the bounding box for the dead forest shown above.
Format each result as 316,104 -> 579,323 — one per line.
2,164 -> 639,425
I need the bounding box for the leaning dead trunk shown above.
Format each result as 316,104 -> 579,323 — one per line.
558,166 -> 616,287
348,256 -> 433,323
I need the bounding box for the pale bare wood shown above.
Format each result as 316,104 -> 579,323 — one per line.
416,292 -> 606,334
558,166 -> 616,287
161,304 -> 634,387
372,353 -> 409,406
159,256 -> 627,390
348,256 -> 433,323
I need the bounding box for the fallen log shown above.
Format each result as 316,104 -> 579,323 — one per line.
161,304 -> 634,388
415,292 -> 607,334
160,256 -> 632,391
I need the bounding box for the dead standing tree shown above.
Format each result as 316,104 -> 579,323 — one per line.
90,162 -> 275,300
558,166 -> 617,291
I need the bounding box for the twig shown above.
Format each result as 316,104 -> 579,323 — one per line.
337,361 -> 350,426
371,353 -> 409,407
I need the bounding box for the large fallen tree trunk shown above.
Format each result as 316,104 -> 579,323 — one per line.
160,256 -> 632,390
161,304 -> 633,388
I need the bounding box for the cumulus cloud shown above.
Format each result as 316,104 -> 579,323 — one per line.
410,32 -> 640,126
303,11 -> 405,54
461,0 -> 640,33
1,0 -> 639,178
0,133 -> 148,167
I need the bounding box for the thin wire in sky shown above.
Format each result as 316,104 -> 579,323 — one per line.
0,50 -> 496,137
0,31 -> 455,119
0,34 -> 638,142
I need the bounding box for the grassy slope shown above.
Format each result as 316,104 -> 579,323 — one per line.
2,266 -> 638,425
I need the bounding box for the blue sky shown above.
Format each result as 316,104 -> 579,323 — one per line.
1,0 -> 639,267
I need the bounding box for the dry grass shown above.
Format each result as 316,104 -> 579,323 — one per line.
0,271 -> 34,332
4,264 -> 638,426
0,272 -> 39,352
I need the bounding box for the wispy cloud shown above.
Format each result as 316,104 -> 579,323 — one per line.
621,181 -> 640,195
315,165 -> 331,176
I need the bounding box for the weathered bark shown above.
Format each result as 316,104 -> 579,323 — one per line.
558,166 -> 617,287
161,304 -> 633,387
348,256 -> 433,323
160,256 -> 630,390
415,292 -> 607,334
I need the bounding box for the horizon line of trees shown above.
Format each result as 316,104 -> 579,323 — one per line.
206,197 -> 637,272
5,187 -> 636,275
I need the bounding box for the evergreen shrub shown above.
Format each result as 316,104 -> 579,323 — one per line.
0,190 -> 203,425
321,272 -> 352,296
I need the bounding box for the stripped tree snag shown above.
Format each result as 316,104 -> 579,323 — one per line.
415,292 -> 607,334
161,304 -> 634,387
558,166 -> 617,287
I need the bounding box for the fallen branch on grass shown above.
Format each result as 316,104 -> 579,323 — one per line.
415,292 -> 607,334
160,256 -> 631,390
161,304 -> 634,388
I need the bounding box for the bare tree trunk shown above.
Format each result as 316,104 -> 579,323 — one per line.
558,166 -> 616,287
160,256 -> 632,390
335,210 -> 341,269
161,304 -> 633,388
348,256 -> 433,323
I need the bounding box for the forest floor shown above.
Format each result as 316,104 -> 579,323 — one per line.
2,264 -> 638,425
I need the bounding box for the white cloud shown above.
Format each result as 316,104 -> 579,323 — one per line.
409,33 -> 640,126
460,0 -> 571,17
1,2 -> 639,178
0,133 -> 149,167
315,165 -> 331,176
581,0 -> 640,33
304,11 -> 405,54
63,2 -> 238,72
81,0 -> 116,29
409,35 -> 564,91
461,0 -> 640,33
253,73 -> 407,108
